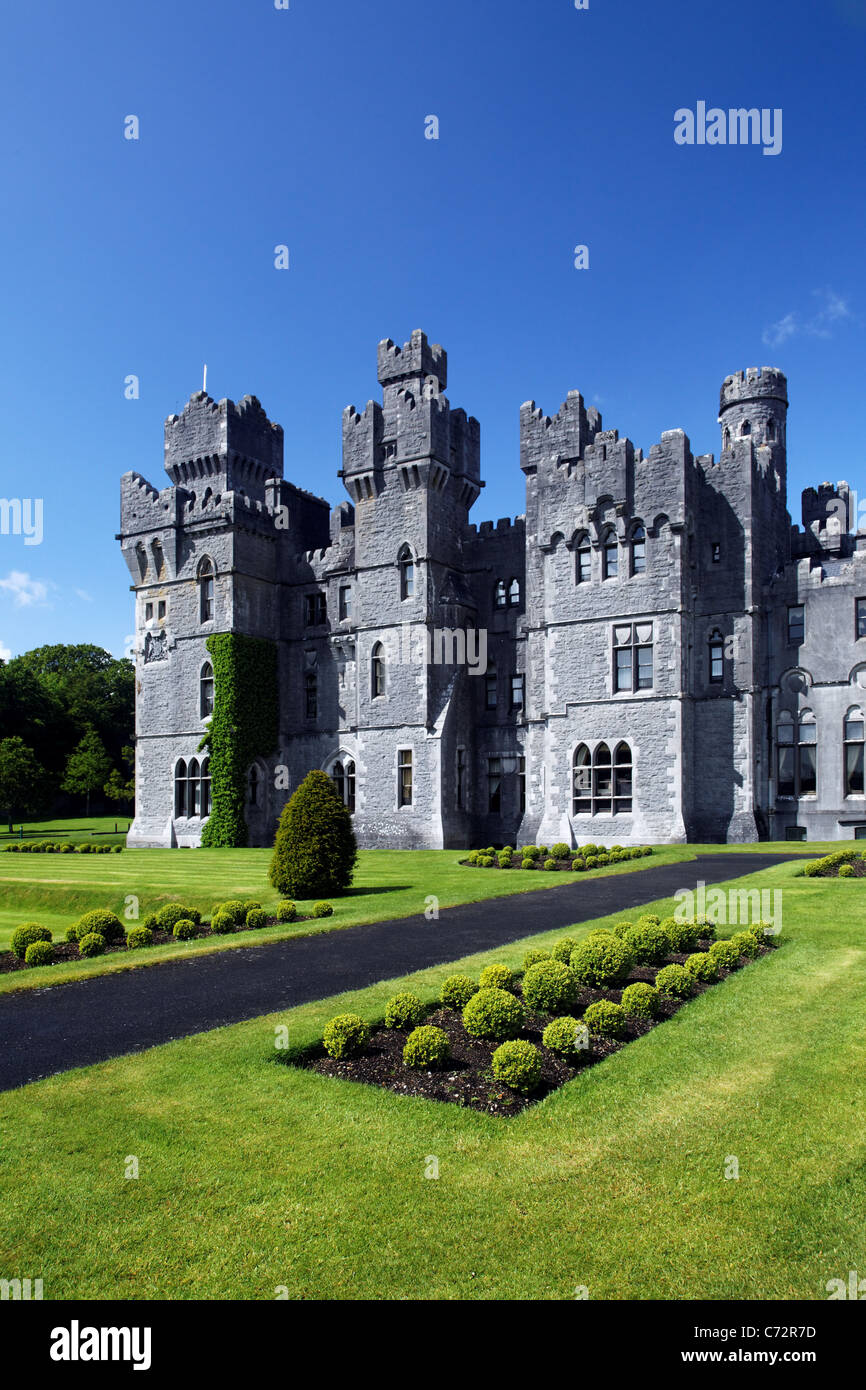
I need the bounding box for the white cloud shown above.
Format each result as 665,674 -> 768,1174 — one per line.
75,588 -> 93,602
0,639 -> 11,662
763,289 -> 853,349
0,571 -> 49,607
122,634 -> 136,658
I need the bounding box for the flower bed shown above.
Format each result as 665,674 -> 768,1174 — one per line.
294,917 -> 779,1117
461,843 -> 654,872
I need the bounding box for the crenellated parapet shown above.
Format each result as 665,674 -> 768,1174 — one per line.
164,390 -> 284,492
377,330 -> 447,390
519,391 -> 603,476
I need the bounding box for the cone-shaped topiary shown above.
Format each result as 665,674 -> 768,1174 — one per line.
269,770 -> 358,899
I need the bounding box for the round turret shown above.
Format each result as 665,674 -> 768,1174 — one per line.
719,367 -> 788,452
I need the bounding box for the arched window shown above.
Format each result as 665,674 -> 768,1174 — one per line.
508,578 -> 521,607
723,428 -> 731,450
371,642 -> 386,698
603,531 -> 618,580
248,763 -> 260,807
399,546 -> 415,600
198,558 -> 215,623
200,661 -> 214,718
630,525 -> 646,576
767,418 -> 776,441
777,710 -> 817,798
740,420 -> 751,437
844,708 -> 865,796
174,759 -> 187,817
573,743 -> 632,816
494,580 -> 507,609
575,535 -> 592,585
614,743 -> 633,813
485,662 -> 497,710
187,758 -> 201,817
708,630 -> 724,684
331,757 -> 356,813
305,671 -> 317,720
201,757 -> 211,817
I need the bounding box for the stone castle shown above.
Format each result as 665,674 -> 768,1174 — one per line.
119,330 -> 862,850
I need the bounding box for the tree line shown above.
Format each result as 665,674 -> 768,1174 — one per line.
0,644 -> 135,829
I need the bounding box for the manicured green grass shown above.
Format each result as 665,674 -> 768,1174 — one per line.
1,861 -> 862,1300
0,816 -> 129,846
0,844 -> 702,992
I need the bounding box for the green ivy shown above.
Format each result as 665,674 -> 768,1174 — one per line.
200,633 -> 278,848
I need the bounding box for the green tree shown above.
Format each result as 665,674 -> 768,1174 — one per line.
104,746 -> 135,812
269,770 -> 357,899
61,727 -> 112,817
0,737 -> 49,832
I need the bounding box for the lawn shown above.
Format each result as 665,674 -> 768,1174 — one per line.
0,841 -> 708,993
1,860 -> 862,1300
0,816 -> 130,846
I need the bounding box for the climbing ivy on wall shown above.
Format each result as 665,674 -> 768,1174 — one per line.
199,633 -> 279,848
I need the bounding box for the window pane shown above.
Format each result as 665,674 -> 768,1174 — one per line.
605,543 -> 618,578
858,600 -> 866,639
577,548 -> 591,583
788,606 -> 804,642
615,649 -> 632,691
798,744 -> 817,795
845,719 -> 864,743
846,744 -> 865,796
777,746 -> 795,797
777,724 -> 794,745
637,647 -> 653,689
799,721 -> 817,745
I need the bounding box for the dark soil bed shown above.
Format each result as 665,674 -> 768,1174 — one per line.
0,914 -> 312,974
293,939 -> 775,1117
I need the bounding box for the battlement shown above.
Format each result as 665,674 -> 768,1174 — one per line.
519,392 -> 603,474
164,390 -> 284,483
719,368 -> 788,414
378,330 -> 447,390
802,480 -> 855,534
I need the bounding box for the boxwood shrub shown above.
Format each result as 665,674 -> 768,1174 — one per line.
462,987 -> 525,1041
127,926 -> 154,949
276,901 -> 297,922
173,919 -> 197,941
245,908 -> 269,930
491,1040 -> 542,1094
11,922 -> 52,960
583,1000 -> 628,1038
322,1013 -> 369,1060
24,940 -> 55,967
542,1016 -> 589,1058
522,959 -> 578,1015
313,902 -> 334,918
440,974 -> 478,1009
156,903 -> 201,931
730,931 -> 762,959
709,939 -> 742,970
551,937 -> 578,964
620,982 -> 660,1019
522,948 -> 551,971
479,963 -> 516,992
213,900 -> 246,925
70,910 -> 125,944
570,935 -> 633,988
211,911 -> 236,935
654,964 -> 694,998
623,921 -> 672,965
403,1026 -> 449,1069
385,992 -> 427,1030
78,932 -> 106,958
685,951 -> 719,982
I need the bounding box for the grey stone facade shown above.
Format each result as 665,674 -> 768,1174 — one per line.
118,332 -> 863,849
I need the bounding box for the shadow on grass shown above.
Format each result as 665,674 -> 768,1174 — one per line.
339,885 -> 414,899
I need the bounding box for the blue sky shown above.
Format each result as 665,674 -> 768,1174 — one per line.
0,0 -> 863,660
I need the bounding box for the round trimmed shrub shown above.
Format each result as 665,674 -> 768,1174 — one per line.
569,935 -> 632,988
621,982 -> 660,1019
385,992 -> 426,1030
441,974 -> 478,1009
479,963 -> 516,992
520,857 -> 535,870
127,926 -> 154,949
462,987 -> 525,1041
245,908 -> 269,930
497,851 -> 512,868
269,769 -> 358,898
24,940 -> 55,967
322,1013 -> 369,1060
71,910 -> 125,944
839,864 -> 855,878
709,939 -> 742,970
243,900 -> 262,914
211,911 -> 236,935
551,937 -> 578,964
571,858 -> 587,871
11,922 -> 52,960
542,1016 -> 588,1058
142,914 -> 159,933
276,900 -> 297,922
637,914 -> 661,927
173,919 -> 197,941
685,951 -> 719,982
155,903 -> 201,931
654,964 -> 694,999
623,920 -> 672,966
522,947 -> 551,971
583,1000 -> 627,1038
491,1039 -> 542,1094
313,901 -> 334,918
595,853 -> 610,866
730,931 -> 761,959
584,856 -> 599,869
112,845 -> 123,853
522,959 -> 578,1014
78,932 -> 106,958
543,858 -> 558,871
213,900 -> 246,925
551,843 -> 571,861
403,1026 -> 449,1069
664,917 -> 700,953
611,919 -> 632,939
521,845 -> 541,861
479,855 -> 496,868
